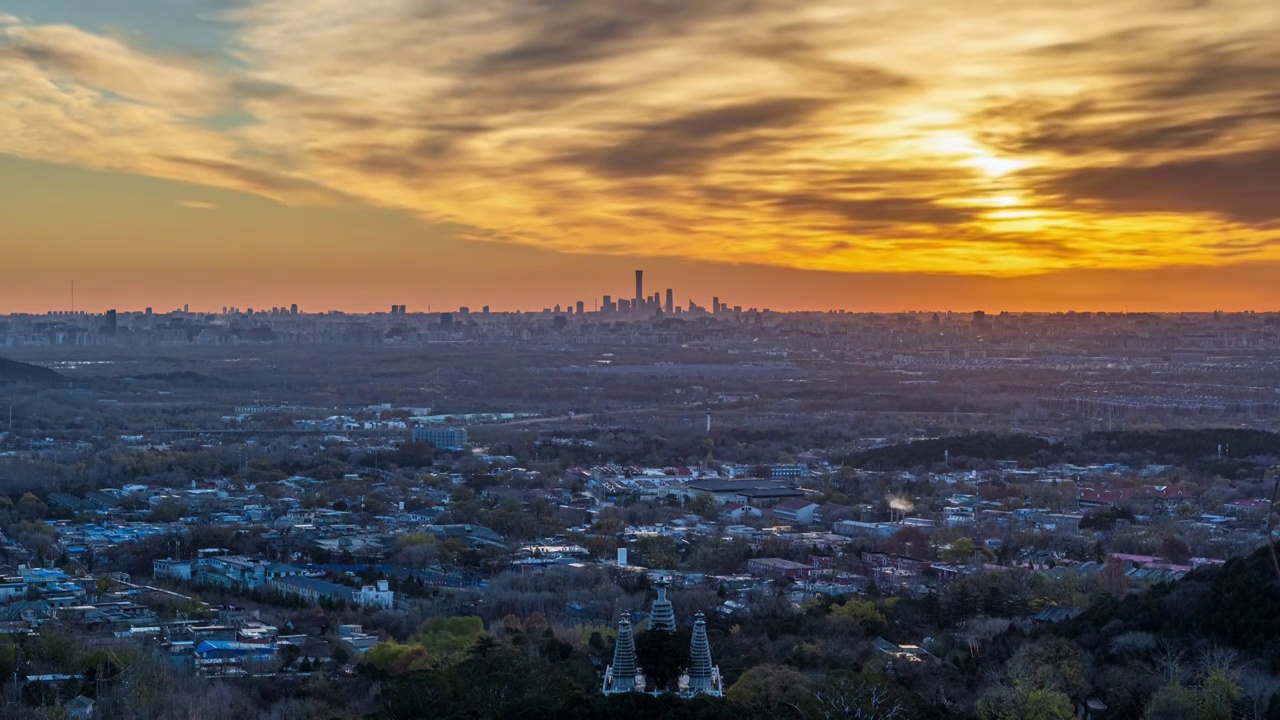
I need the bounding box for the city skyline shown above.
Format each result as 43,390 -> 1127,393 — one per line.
6,260 -> 1279,318
3,2 -> 1280,312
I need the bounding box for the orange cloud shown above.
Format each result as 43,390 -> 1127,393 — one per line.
1,0 -> 1278,282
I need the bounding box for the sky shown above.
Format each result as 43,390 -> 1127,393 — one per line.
1,0 -> 1279,313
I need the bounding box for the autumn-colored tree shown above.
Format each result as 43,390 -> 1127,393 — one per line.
1101,556 -> 1130,596
1159,535 -> 1192,565
884,526 -> 932,558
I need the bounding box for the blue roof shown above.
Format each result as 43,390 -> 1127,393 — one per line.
195,641 -> 278,656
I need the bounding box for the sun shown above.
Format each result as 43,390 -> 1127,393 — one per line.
923,131 -> 1029,177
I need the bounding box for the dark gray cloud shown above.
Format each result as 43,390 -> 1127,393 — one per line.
559,97 -> 830,177
734,32 -> 916,93
996,29 -> 1280,156
979,102 -> 1280,155
468,0 -> 805,74
692,183 -> 977,229
1037,149 -> 1280,224
1129,44 -> 1280,102
768,193 -> 974,226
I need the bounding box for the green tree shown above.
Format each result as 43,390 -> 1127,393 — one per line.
1008,637 -> 1091,701
1197,669 -> 1240,720
416,615 -> 487,665
727,663 -> 818,719
1146,683 -> 1199,720
942,537 -> 975,563
687,493 -> 718,520
634,628 -> 690,692
149,500 -> 188,523
634,535 -> 679,569
1024,689 -> 1075,720
0,634 -> 15,680
829,599 -> 887,635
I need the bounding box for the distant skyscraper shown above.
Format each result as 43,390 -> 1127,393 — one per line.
635,270 -> 644,305
576,300 -> 585,315
482,306 -> 490,314
105,309 -> 117,335
665,289 -> 673,315
290,303 -> 298,315
712,297 -> 720,314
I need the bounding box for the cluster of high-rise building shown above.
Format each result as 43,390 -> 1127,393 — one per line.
553,269 -> 734,318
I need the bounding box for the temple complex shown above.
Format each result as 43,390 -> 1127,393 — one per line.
601,581 -> 722,697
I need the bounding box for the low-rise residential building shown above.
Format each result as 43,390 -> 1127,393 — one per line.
772,499 -> 819,525
745,557 -> 810,578
269,576 -> 395,609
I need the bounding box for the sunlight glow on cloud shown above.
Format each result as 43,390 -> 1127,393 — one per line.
2,0 -> 1279,278
176,200 -> 218,210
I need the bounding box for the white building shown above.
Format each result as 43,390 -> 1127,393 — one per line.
358,580 -> 395,609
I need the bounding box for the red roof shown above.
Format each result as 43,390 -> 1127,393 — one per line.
1078,488 -> 1135,504
1078,486 -> 1193,504
1141,485 -> 1193,500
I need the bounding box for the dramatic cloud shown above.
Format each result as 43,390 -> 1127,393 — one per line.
2,0 -> 1280,277
1040,149 -> 1280,225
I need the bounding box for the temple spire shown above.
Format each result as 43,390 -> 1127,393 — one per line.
685,613 -> 723,697
602,613 -> 642,694
649,576 -> 676,633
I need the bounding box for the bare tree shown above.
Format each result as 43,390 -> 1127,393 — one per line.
1238,666 -> 1280,720
813,675 -> 906,720
1155,640 -> 1187,683
1199,645 -> 1240,678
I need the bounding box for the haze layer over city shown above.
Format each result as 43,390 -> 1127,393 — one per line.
3,2 -> 1280,720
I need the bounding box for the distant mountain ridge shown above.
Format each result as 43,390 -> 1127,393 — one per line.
0,356 -> 64,385
845,428 -> 1280,470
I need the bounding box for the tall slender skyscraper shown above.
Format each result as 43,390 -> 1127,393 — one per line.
665,289 -> 674,315
635,270 -> 644,306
